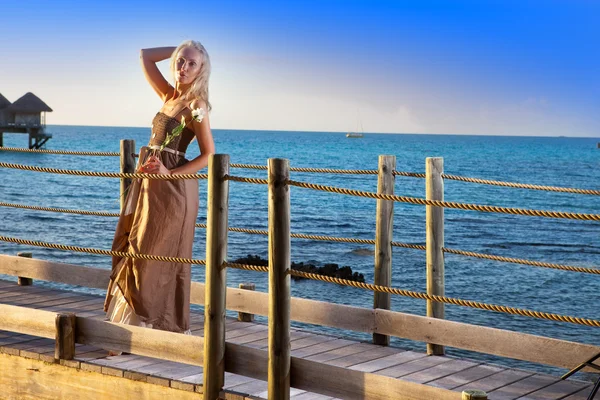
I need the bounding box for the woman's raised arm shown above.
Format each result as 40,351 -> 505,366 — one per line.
140,47 -> 177,101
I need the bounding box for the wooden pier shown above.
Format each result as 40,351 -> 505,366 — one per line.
0,278 -> 594,399
0,148 -> 599,399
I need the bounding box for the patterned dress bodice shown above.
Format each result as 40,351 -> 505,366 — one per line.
148,112 -> 196,154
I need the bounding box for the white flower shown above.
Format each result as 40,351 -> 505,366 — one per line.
191,107 -> 206,123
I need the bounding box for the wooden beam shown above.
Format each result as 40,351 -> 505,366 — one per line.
75,317 -> 204,366
426,157 -> 445,355
0,254 -> 109,289
204,153 -> 230,400
237,283 -> 255,322
119,139 -> 136,212
373,308 -> 600,371
17,252 -> 34,286
55,313 -> 76,360
0,353 -> 201,400
374,155 -> 395,346
0,304 -> 56,339
268,158 -> 291,400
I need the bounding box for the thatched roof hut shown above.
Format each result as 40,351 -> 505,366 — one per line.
0,93 -> 11,109
7,92 -> 53,113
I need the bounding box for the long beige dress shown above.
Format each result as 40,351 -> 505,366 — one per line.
104,112 -> 199,333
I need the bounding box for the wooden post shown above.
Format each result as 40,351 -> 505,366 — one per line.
203,154 -> 230,400
268,158 -> 291,400
238,283 -> 256,322
462,389 -> 488,399
373,155 -> 396,346
17,252 -> 33,286
119,139 -> 136,212
55,313 -> 76,361
426,157 -> 445,355
0,132 -> 3,147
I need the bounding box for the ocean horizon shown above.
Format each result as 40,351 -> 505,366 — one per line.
1,124 -> 599,377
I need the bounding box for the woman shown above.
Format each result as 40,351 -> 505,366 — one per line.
104,40 -> 215,346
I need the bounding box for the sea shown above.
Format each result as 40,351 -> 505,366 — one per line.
1,125 -> 599,378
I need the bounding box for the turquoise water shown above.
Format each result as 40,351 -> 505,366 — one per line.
1,126 -> 599,376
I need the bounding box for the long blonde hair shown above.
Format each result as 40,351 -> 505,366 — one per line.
170,40 -> 212,111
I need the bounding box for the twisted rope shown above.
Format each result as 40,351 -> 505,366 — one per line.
0,162 -> 207,180
0,202 -> 121,217
287,180 -> 600,221
442,174 -> 600,196
225,262 -> 270,273
0,147 -> 120,156
225,175 -> 269,185
393,171 -> 426,178
286,270 -> 600,328
442,247 -> 600,275
1,201 -> 595,275
0,235 -> 206,265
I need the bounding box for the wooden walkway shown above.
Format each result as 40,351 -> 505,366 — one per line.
0,279 -> 594,399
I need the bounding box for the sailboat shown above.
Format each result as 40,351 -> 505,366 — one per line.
346,111 -> 364,138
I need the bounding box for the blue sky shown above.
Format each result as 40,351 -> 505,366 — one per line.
1,0 -> 598,136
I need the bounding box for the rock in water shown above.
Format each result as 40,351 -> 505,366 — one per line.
231,255 -> 365,283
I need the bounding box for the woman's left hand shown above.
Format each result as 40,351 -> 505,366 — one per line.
142,155 -> 171,175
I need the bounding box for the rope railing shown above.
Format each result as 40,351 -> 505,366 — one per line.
0,235 -> 206,265
287,179 -> 600,221
223,262 -> 600,328
0,201 -> 121,217
2,146 -> 597,195
225,175 -> 269,185
441,174 -> 600,196
0,147 -> 121,156
1,201 -> 597,275
0,162 -> 208,180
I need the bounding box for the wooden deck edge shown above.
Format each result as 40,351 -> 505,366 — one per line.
0,352 -> 262,400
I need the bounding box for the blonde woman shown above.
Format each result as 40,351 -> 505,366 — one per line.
104,41 -> 215,351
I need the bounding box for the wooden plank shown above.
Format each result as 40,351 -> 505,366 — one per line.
401,359 -> 479,384
248,329 -> 315,350
0,255 -> 110,289
227,324 -> 268,339
453,369 -> 535,393
305,343 -> 375,363
154,364 -> 203,380
325,345 -> 399,368
228,329 -> 269,345
517,378 -> 592,399
428,364 -> 506,390
376,355 -> 452,378
290,339 -> 356,358
75,316 -> 204,366
0,303 -> 56,338
0,352 -> 201,400
222,371 -> 257,387
291,392 -> 334,400
349,351 -> 427,373
486,374 -> 558,399
562,386 -> 595,400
